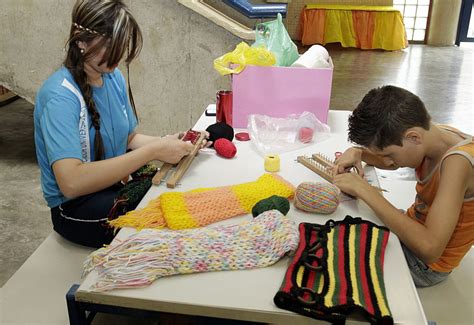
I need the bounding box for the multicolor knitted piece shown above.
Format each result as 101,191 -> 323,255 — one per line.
109,173 -> 295,230
107,164 -> 158,221
83,210 -> 299,291
274,215 -> 393,325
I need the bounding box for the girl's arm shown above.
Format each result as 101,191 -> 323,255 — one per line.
52,136 -> 193,198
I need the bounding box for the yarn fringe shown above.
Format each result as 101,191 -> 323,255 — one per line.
85,210 -> 299,291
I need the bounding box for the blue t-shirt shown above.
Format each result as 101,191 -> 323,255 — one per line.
34,67 -> 137,208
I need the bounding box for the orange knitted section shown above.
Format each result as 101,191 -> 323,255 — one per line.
185,188 -> 245,228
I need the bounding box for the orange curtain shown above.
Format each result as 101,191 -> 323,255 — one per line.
300,6 -> 408,51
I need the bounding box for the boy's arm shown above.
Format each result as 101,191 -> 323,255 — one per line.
334,147 -> 398,176
419,154 -> 471,262
333,154 -> 470,264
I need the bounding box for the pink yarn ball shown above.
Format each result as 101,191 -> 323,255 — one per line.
298,127 -> 314,143
214,138 -> 237,158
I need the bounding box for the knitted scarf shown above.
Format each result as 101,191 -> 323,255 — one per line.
83,210 -> 299,292
274,215 -> 393,325
109,173 -> 295,230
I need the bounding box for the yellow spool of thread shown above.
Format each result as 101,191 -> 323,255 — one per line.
264,154 -> 280,172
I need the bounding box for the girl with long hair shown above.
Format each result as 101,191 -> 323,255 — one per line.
34,0 -> 202,247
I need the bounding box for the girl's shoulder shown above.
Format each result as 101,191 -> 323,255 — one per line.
35,67 -> 81,114
37,67 -> 78,101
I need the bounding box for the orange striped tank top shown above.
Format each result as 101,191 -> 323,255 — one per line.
406,127 -> 474,272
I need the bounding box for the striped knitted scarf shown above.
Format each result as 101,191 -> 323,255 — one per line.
274,215 -> 393,325
109,174 -> 295,230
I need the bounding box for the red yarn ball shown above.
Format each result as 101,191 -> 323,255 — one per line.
298,127 -> 314,143
214,138 -> 237,158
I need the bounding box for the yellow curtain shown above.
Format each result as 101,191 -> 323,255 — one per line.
301,5 -> 408,51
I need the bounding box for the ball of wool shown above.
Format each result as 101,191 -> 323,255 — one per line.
206,122 -> 234,147
214,138 -> 237,158
298,127 -> 314,143
252,195 -> 290,218
294,182 -> 339,214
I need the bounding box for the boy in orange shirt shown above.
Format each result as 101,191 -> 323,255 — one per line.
333,85 -> 474,287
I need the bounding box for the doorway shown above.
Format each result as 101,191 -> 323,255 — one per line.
456,0 -> 474,44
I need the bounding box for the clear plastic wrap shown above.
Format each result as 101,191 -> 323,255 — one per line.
248,111 -> 330,156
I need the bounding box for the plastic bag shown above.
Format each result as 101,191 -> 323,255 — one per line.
248,111 -> 331,156
213,42 -> 276,76
252,13 -> 299,67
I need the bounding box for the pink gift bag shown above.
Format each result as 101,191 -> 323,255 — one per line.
231,61 -> 333,128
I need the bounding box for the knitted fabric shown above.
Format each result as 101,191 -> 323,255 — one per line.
107,164 -> 158,221
274,215 -> 393,325
109,173 -> 295,230
84,210 -> 299,292
252,195 -> 290,217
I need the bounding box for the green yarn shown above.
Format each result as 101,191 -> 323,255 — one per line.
252,195 -> 290,218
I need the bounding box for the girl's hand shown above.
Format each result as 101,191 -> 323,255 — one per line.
333,147 -> 364,176
177,130 -> 213,149
151,136 -> 194,164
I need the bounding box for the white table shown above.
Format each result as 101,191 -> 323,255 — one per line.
75,110 -> 427,324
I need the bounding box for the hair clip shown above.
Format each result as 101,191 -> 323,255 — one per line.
73,22 -> 106,37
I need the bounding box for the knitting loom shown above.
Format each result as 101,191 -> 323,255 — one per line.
297,152 -> 387,192
297,153 -> 335,183
152,130 -> 207,188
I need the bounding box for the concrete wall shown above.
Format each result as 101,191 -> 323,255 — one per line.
0,0 -> 240,135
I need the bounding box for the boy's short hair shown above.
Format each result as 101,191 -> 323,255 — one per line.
348,85 -> 431,149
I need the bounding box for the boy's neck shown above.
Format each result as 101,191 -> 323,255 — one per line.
423,123 -> 463,162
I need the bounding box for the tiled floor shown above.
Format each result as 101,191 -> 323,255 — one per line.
1,43 -> 473,289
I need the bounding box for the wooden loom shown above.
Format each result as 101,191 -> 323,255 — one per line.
297,152 -> 387,192
152,130 -> 207,188
297,152 -> 336,183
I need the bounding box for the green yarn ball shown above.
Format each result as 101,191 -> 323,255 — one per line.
252,195 -> 290,218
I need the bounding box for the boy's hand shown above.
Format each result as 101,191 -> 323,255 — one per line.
333,147 -> 364,176
333,172 -> 371,198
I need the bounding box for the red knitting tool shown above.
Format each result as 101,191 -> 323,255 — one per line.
152,129 -> 207,188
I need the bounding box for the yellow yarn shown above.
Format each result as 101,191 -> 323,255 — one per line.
264,154 -> 280,172
232,174 -> 292,212
108,198 -> 166,230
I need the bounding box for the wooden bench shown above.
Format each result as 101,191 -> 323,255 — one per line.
1,233 -> 93,324
418,249 -> 473,324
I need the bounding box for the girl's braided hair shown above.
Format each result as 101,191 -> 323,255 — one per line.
64,0 -> 143,160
